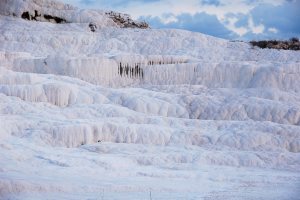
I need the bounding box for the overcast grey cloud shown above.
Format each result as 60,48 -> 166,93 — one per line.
201,0 -> 221,6
141,12 -> 237,39
250,1 -> 300,39
230,0 -> 300,40
78,0 -> 159,7
61,0 -> 300,40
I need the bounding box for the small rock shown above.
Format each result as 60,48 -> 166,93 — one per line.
89,22 -> 97,32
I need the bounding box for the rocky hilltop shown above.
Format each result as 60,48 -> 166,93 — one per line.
0,0 -> 149,29
250,38 -> 300,51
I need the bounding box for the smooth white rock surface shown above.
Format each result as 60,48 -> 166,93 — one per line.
0,0 -> 300,199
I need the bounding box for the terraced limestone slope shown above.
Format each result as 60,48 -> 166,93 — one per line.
0,0 -> 300,199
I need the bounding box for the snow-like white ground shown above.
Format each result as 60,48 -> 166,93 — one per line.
0,0 -> 300,199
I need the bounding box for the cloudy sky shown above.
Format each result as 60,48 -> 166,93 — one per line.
61,0 -> 300,40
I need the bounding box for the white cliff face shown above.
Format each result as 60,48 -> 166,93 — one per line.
0,0 -> 300,200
